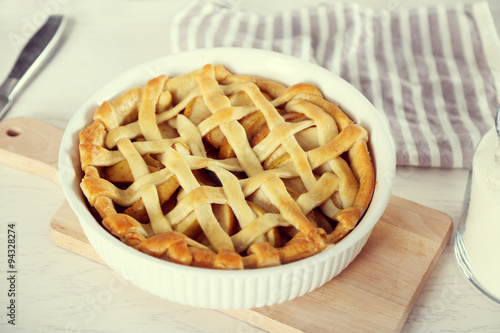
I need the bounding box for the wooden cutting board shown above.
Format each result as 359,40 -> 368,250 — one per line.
0,117 -> 453,333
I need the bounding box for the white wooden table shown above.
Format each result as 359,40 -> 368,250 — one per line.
1,0 -> 499,332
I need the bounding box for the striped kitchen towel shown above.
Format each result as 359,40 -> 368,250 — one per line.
169,0 -> 500,168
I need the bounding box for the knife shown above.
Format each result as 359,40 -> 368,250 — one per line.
0,15 -> 67,120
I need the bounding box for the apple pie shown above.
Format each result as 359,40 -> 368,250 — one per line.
79,64 -> 375,269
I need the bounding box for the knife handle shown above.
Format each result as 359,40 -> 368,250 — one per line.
0,15 -> 67,100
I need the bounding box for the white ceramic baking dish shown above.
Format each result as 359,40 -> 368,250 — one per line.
58,47 -> 395,309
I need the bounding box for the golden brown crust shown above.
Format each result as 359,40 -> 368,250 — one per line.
78,64 -> 375,269
248,242 -> 280,268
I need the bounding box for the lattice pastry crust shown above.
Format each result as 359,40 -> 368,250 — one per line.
79,64 -> 375,269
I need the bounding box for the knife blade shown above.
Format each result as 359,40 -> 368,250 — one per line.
0,15 -> 67,120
